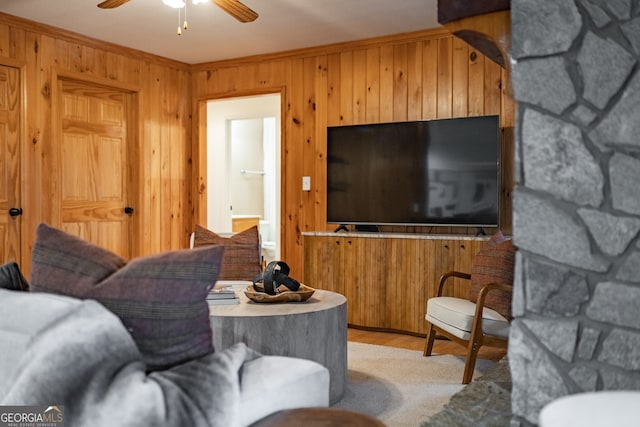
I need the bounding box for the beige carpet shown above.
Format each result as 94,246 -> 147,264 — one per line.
332,342 -> 495,427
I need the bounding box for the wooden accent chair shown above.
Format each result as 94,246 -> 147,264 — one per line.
423,231 -> 516,384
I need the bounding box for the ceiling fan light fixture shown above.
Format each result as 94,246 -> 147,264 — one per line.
162,0 -> 185,9
97,0 -> 259,31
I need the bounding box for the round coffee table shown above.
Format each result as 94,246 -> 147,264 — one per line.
209,284 -> 347,403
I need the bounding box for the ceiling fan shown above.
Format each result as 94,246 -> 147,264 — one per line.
97,0 -> 258,23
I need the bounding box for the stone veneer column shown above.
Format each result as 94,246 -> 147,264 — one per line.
509,0 -> 640,425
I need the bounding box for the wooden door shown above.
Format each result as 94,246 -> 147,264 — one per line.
57,79 -> 134,259
0,65 -> 21,264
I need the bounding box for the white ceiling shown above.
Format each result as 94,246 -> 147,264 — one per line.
0,0 -> 441,64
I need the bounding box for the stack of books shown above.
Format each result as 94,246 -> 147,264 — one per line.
207,284 -> 240,305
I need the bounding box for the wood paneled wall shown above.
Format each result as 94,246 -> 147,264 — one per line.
0,12 -> 513,280
192,28 -> 514,279
0,14 -> 193,274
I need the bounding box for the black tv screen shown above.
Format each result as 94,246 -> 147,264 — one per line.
326,115 -> 500,228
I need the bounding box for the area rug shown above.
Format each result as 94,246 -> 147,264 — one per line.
332,342 -> 495,427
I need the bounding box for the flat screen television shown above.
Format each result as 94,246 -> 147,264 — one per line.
326,115 -> 500,229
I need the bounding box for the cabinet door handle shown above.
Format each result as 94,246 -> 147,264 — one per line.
9,207 -> 22,217
124,206 -> 134,215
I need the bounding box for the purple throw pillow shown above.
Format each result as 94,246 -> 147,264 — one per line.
30,223 -> 224,370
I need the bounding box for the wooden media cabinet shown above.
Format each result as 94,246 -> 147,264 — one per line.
302,232 -> 489,336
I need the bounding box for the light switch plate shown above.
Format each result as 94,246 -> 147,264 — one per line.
302,176 -> 311,191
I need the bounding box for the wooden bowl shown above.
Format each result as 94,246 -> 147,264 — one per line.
244,283 -> 315,303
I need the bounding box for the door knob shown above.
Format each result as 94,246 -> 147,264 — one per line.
124,206 -> 134,215
9,208 -> 22,217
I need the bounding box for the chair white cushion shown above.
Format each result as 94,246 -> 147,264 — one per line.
426,296 -> 510,340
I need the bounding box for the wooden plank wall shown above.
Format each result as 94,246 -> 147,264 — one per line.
0,13 -> 514,280
0,14 -> 193,274
192,28 -> 514,280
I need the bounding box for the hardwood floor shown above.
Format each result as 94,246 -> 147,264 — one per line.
347,327 -> 507,361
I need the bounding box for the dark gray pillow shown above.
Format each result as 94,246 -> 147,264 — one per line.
30,223 -> 225,371
0,262 -> 29,291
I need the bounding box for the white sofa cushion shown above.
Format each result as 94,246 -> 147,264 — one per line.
239,356 -> 330,426
0,289 -> 330,426
0,290 -> 85,389
539,391 -> 640,427
426,296 -> 509,340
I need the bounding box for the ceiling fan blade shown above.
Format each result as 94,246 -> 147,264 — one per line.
212,0 -> 258,23
97,0 -> 131,8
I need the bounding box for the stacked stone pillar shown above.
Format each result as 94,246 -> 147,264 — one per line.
509,0 -> 640,425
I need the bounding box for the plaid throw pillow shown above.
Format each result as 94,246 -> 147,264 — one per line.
468,231 -> 517,319
29,223 -> 224,370
193,224 -> 261,281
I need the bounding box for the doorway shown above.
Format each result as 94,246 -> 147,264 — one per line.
206,93 -> 281,264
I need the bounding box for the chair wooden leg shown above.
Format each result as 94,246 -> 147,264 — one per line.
423,322 -> 437,357
462,335 -> 481,384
